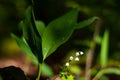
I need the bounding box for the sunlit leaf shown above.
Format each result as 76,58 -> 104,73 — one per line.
35,21 -> 45,37
60,72 -> 74,80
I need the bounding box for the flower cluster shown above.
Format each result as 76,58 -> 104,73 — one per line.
65,51 -> 84,67
59,51 -> 84,80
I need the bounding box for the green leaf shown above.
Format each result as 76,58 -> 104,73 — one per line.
42,63 -> 53,76
22,6 -> 43,63
100,76 -> 109,80
100,30 -> 109,67
11,34 -> 38,65
75,17 -> 99,29
62,75 -> 74,80
93,68 -> 120,80
35,21 -> 45,37
42,9 -> 78,60
42,8 -> 98,60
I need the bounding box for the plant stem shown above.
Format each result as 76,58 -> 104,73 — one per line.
85,19 -> 101,80
36,63 -> 42,80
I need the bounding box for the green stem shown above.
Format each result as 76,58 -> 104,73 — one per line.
36,63 -> 42,80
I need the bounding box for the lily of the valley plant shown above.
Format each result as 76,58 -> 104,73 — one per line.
12,5 -> 98,80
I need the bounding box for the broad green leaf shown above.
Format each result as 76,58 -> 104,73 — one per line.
22,6 -> 43,63
100,30 -> 109,67
42,9 -> 78,60
35,21 -> 45,37
42,63 -> 53,76
11,34 -> 38,65
42,8 -> 98,60
75,17 -> 99,29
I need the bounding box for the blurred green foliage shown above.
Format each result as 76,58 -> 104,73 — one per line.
100,30 -> 109,68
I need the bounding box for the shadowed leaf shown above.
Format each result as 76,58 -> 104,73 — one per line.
75,17 -> 99,29
22,6 -> 43,63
